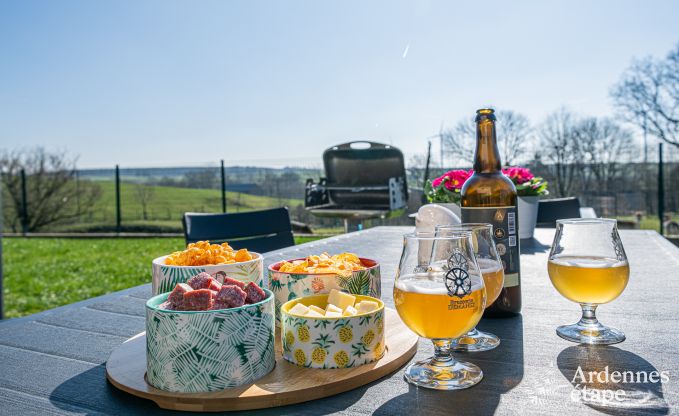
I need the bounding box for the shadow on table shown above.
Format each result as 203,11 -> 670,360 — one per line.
373,315 -> 524,416
49,364 -> 206,416
557,345 -> 669,415
50,363 -> 367,416
520,237 -> 551,254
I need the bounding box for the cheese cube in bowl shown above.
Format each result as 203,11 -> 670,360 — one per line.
268,256 -> 381,324
280,290 -> 385,369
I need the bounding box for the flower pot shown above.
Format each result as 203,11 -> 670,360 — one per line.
434,202 -> 461,217
518,195 -> 540,239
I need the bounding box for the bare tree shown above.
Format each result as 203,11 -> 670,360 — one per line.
440,117 -> 475,166
572,117 -> 637,192
407,152 -> 429,189
611,42 -> 679,148
440,109 -> 532,166
134,183 -> 155,220
537,108 -> 580,197
183,169 -> 217,189
0,148 -> 101,232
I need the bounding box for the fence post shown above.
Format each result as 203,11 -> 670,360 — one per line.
20,168 -> 28,234
115,165 -> 121,232
221,160 -> 227,213
658,143 -> 664,236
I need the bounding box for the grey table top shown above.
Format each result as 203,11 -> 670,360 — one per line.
1,227 -> 678,416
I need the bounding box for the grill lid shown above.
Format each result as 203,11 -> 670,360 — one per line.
322,141 -> 407,206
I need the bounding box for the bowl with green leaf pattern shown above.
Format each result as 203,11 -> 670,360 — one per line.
145,288 -> 275,393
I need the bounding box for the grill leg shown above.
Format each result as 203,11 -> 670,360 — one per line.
344,219 -> 362,233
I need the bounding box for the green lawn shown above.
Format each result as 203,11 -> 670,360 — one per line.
616,213 -> 677,231
53,181 -> 303,231
1,236 -> 325,318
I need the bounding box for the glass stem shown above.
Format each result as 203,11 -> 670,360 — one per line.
579,303 -> 600,327
431,339 -> 455,366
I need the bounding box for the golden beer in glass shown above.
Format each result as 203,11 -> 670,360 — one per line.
394,280 -> 485,339
478,257 -> 504,306
395,231 -> 486,390
548,257 -> 629,304
436,224 -> 504,351
548,218 -> 630,345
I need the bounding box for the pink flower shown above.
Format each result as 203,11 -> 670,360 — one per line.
432,169 -> 473,191
502,167 -> 534,185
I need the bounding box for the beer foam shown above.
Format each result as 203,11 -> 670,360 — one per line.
550,256 -> 627,269
396,274 -> 484,295
476,258 -> 503,274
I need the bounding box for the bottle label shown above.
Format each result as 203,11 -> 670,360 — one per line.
461,206 -> 521,288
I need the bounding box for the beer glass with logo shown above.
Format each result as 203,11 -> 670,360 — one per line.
548,218 -> 630,345
436,224 -> 504,351
394,231 -> 487,390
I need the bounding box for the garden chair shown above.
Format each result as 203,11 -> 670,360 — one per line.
536,197 -> 581,228
182,208 -> 295,253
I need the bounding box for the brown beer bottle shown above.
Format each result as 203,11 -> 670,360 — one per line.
461,108 -> 521,316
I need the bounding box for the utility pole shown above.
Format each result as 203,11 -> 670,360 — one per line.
423,140 -> 432,188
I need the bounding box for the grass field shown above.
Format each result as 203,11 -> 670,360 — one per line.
616,214 -> 677,231
2,236 -> 324,318
53,181 -> 303,232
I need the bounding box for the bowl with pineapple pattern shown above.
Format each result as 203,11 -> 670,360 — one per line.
280,294 -> 385,369
145,288 -> 275,393
268,258 -> 381,323
152,253 -> 264,296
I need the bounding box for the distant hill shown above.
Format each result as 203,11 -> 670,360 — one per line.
79,166 -> 323,181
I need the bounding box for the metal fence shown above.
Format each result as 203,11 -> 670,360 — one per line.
2,144 -> 678,235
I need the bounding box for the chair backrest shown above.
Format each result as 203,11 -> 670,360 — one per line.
182,208 -> 295,253
536,197 -> 581,228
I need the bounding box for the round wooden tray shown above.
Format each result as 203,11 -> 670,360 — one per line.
106,308 -> 418,412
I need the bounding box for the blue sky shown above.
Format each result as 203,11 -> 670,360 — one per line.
1,0 -> 678,168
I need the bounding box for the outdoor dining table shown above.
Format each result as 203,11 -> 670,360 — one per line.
0,226 -> 677,415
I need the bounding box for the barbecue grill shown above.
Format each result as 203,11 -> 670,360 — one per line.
305,141 -> 408,232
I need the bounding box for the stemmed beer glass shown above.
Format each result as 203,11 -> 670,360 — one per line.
394,231 -> 487,390
436,224 -> 504,351
548,218 -> 630,345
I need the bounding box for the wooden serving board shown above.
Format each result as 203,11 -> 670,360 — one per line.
106,308 -> 418,412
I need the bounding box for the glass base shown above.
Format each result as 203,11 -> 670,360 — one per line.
556,321 -> 626,345
450,327 -> 500,352
404,357 -> 483,390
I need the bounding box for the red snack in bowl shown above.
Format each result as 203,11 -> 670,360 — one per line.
210,302 -> 227,310
222,276 -> 245,289
216,285 -> 247,308
209,279 -> 222,292
187,272 -> 214,290
244,282 -> 266,304
183,289 -> 214,311
158,301 -> 174,311
168,283 -> 192,308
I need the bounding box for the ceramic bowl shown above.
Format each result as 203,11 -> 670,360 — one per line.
268,258 -> 381,322
145,288 -> 275,393
280,294 -> 385,369
152,253 -> 264,295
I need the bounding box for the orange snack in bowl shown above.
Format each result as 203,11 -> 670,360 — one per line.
278,252 -> 366,277
164,241 -> 253,266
